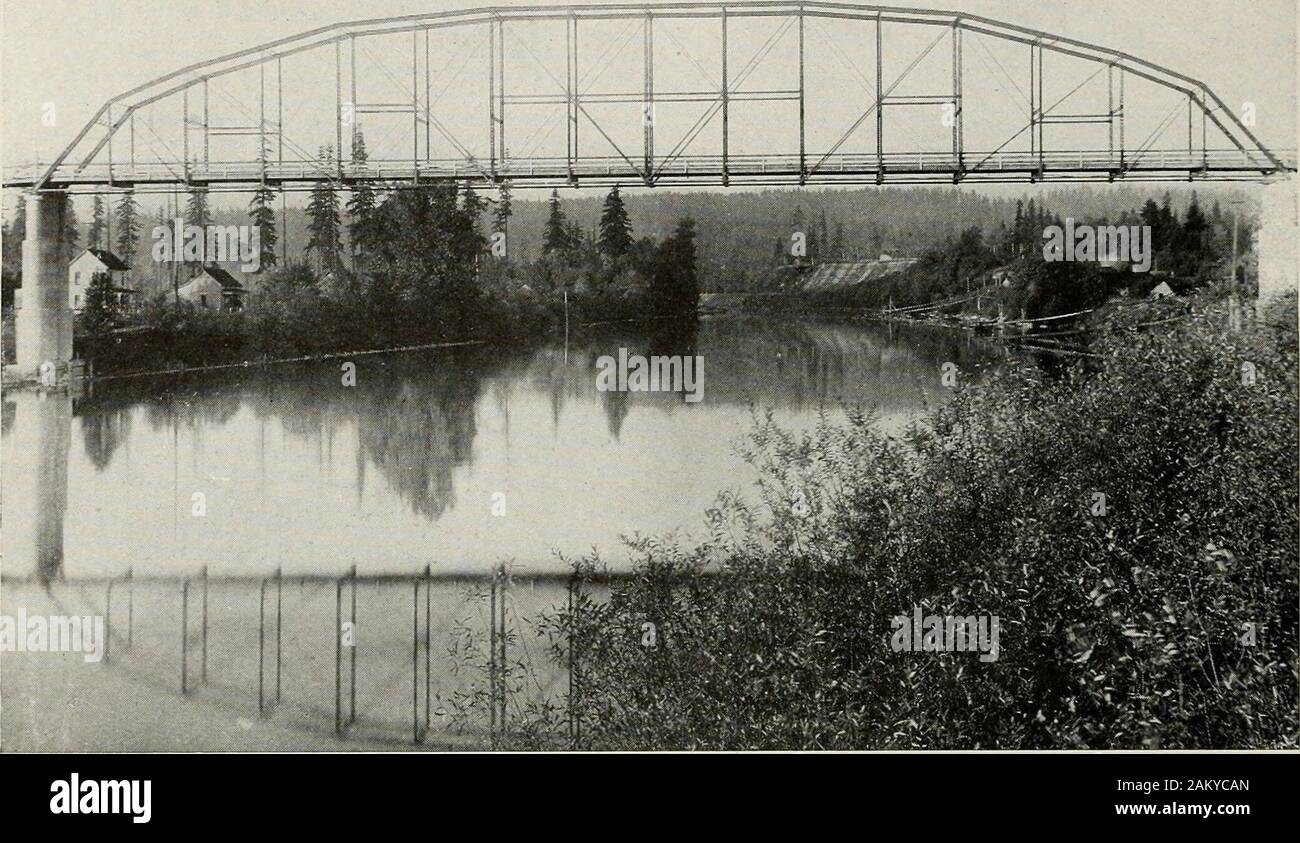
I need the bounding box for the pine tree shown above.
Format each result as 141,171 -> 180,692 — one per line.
1012,199 -> 1026,256
463,183 -> 487,234
60,195 -> 80,263
249,184 -> 278,272
3,195 -> 26,285
1157,192 -> 1176,255
305,145 -> 342,274
598,185 -> 634,260
542,189 -> 569,255
87,195 -> 106,250
184,185 -> 211,274
346,130 -> 377,268
114,190 -> 140,268
650,217 -> 699,317
81,271 -> 120,336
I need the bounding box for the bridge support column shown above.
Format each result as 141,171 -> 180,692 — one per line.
14,192 -> 73,378
1257,177 -> 1297,304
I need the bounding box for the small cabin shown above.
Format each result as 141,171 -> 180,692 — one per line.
178,266 -> 247,312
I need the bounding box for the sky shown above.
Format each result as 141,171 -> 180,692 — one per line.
0,0 -> 1295,204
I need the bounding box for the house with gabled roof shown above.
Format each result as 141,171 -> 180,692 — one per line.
177,265 -> 248,312
68,248 -> 134,311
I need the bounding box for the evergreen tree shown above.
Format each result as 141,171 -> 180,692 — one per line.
87,195 -> 106,250
184,185 -> 211,274
346,130 -> 377,268
80,271 -> 120,336
1157,192 -> 1177,254
249,183 -> 278,272
462,183 -> 488,234
305,145 -> 342,274
650,217 -> 699,317
114,190 -> 140,267
598,185 -> 633,259
60,194 -> 80,263
3,195 -> 26,286
1012,199 -> 1027,256
542,189 -> 569,255
1175,192 -> 1210,277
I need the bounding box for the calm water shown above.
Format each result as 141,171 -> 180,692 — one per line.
2,316 -> 1001,578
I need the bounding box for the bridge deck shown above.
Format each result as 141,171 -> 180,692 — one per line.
4,149 -> 1292,192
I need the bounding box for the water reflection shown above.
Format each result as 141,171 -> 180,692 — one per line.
3,388 -> 72,581
1,317 -> 1001,577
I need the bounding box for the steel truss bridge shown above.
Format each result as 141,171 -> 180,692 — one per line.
4,1 -> 1294,193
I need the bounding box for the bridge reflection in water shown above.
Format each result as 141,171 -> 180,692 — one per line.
1,317 -> 999,578
0,317 -> 1000,748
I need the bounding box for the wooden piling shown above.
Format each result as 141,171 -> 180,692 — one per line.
181,578 -> 189,694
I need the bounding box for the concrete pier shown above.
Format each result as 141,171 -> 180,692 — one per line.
14,191 -> 73,377
1258,177 -> 1297,303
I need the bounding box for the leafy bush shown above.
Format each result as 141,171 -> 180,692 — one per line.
552,293 -> 1298,749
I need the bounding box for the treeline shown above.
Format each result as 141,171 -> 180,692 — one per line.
797,190 -> 1251,321
479,183 -> 1254,292
74,133 -> 701,373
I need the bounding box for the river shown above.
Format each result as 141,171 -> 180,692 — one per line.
2,315 -> 1003,579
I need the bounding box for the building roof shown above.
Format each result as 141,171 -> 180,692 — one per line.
798,257 -> 919,291
77,248 -> 131,271
199,265 -> 247,291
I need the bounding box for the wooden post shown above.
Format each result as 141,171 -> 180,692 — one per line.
424,564 -> 431,735
349,564 -> 357,726
181,578 -> 189,694
104,580 -> 112,664
567,574 -> 575,746
412,577 -> 420,744
276,567 -> 282,704
201,565 -> 209,684
126,566 -> 133,650
334,577 -> 342,735
498,563 -> 507,734
489,572 -> 497,739
258,578 -> 266,716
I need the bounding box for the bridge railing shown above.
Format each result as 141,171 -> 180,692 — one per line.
4,148 -> 1293,189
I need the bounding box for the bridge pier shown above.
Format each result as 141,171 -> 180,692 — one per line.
14,191 -> 73,380
1258,177 -> 1297,304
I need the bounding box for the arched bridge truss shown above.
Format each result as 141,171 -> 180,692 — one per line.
5,2 -> 1294,194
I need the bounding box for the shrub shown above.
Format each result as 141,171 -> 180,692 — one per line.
552,293 -> 1299,749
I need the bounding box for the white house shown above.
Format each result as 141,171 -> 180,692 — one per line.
177,265 -> 248,312
68,248 -> 134,311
